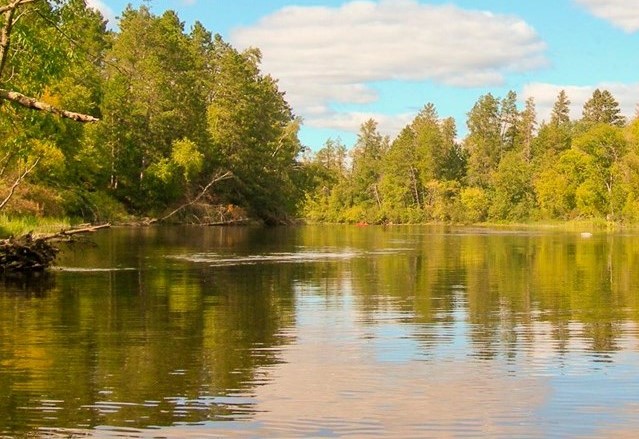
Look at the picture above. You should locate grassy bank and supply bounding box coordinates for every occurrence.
[2,215,636,240]
[304,218,639,233]
[0,215,75,239]
[474,218,635,233]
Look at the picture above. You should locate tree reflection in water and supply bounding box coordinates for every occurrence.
[1,226,639,437]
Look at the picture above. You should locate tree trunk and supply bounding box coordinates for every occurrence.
[410,166,421,208]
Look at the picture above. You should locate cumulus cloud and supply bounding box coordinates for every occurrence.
[231,0,547,135]
[574,0,639,33]
[86,0,115,24]
[311,111,416,137]
[521,82,639,123]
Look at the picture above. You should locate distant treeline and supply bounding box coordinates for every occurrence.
[2,1,639,225]
[304,90,639,224]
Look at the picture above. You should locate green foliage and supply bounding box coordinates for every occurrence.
[171,138,203,182]
[622,193,639,222]
[301,89,639,226]
[424,180,461,222]
[575,179,606,217]
[62,189,129,223]
[205,39,302,222]
[489,151,536,221]
[350,119,387,207]
[534,166,570,219]
[5,3,639,227]
[572,123,627,218]
[2,2,306,223]
[0,214,73,238]
[551,90,571,126]
[465,93,501,187]
[582,89,625,127]
[459,187,489,223]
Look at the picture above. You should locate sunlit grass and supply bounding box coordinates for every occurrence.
[0,215,75,238]
[481,219,626,232]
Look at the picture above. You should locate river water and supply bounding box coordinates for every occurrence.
[1,225,639,437]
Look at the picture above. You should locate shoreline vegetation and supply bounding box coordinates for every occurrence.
[0,214,628,238]
[3,1,639,261]
[0,215,625,273]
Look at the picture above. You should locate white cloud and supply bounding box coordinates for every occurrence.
[311,111,416,137]
[521,82,639,123]
[574,0,639,32]
[86,0,115,24]
[231,0,547,136]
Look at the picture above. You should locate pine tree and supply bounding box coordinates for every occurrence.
[551,90,571,126]
[582,89,625,126]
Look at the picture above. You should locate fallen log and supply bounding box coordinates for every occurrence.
[201,218,252,226]
[35,223,111,241]
[0,223,110,273]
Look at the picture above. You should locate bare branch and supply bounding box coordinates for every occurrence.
[0,88,99,122]
[156,171,234,223]
[35,223,111,241]
[0,155,40,211]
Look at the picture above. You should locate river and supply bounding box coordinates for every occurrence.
[1,225,639,437]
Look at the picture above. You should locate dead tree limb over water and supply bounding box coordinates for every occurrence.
[0,223,110,273]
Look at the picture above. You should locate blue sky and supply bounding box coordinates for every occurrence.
[89,0,639,149]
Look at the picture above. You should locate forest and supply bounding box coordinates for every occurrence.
[1,0,303,227]
[305,91,639,224]
[2,0,639,228]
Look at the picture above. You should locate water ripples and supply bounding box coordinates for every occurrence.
[168,247,412,267]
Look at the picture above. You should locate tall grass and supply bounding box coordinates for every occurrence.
[0,215,74,238]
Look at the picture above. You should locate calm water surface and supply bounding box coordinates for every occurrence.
[2,225,639,437]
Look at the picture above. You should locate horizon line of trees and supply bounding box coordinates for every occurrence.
[3,0,639,226]
[303,88,639,224]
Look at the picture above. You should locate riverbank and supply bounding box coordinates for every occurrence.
[304,218,635,233]
[0,215,75,239]
[3,214,637,240]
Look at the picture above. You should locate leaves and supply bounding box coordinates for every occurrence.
[303,88,639,224]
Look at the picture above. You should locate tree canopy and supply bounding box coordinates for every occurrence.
[304,88,639,224]
[1,0,303,224]
[2,0,639,227]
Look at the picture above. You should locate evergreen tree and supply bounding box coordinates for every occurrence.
[413,103,445,184]
[380,126,423,217]
[499,90,519,151]
[206,39,302,223]
[350,119,387,210]
[582,89,625,127]
[465,93,501,187]
[534,90,572,157]
[438,117,467,182]
[518,97,537,162]
[551,89,571,126]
